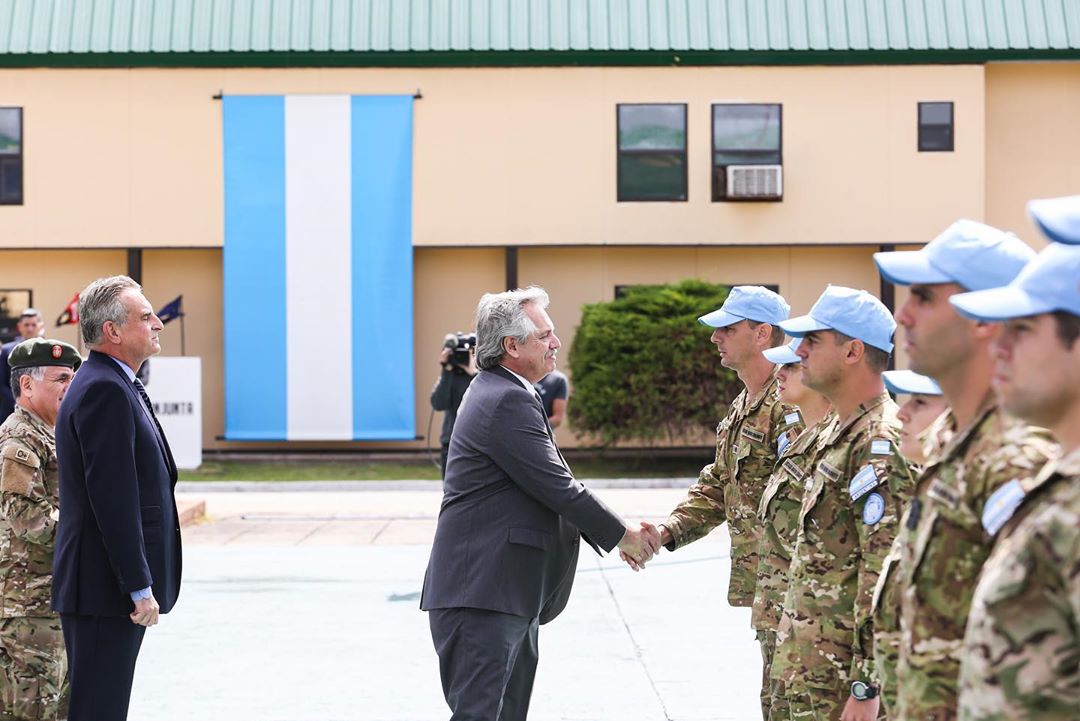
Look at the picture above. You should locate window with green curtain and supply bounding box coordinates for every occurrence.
[0,108,22,205]
[617,104,687,202]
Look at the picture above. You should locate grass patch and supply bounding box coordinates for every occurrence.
[179,454,704,482]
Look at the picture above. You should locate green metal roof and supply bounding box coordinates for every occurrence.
[1,0,1078,67]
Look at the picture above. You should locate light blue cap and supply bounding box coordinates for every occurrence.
[873,220,1035,291]
[883,370,943,396]
[698,285,791,328]
[949,242,1080,321]
[762,338,801,364]
[1028,195,1080,245]
[779,286,896,353]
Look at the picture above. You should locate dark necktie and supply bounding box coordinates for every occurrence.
[133,378,166,441]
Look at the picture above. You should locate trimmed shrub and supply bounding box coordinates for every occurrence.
[567,280,742,446]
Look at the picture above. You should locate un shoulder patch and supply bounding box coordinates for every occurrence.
[862,492,886,525]
[784,411,802,427]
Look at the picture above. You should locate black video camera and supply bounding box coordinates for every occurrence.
[443,331,477,367]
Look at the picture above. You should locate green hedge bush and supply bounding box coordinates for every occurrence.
[567,280,743,446]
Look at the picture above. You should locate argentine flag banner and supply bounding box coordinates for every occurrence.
[222,94,415,441]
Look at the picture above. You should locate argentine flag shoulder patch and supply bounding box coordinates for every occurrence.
[982,479,1027,536]
[871,439,893,456]
[849,464,881,502]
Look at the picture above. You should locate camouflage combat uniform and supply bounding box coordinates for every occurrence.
[663,368,802,608]
[0,407,66,721]
[893,399,1057,721]
[754,410,837,721]
[958,448,1080,721]
[772,392,914,720]
[870,422,948,717]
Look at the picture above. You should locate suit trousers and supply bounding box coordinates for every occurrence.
[61,614,146,721]
[429,608,539,721]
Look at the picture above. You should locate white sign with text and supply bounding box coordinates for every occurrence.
[143,356,202,469]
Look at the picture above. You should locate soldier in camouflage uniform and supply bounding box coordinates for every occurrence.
[874,223,1055,721]
[771,286,915,721]
[754,339,836,721]
[950,201,1080,720]
[0,339,81,721]
[655,286,799,720]
[870,370,948,716]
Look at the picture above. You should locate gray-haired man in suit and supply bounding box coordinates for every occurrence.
[421,286,660,721]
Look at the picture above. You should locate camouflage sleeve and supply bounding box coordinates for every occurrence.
[0,443,55,547]
[662,458,726,551]
[771,401,805,448]
[970,424,1058,518]
[1070,525,1080,629]
[848,434,914,682]
[0,492,56,546]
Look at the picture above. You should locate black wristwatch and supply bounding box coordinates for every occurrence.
[850,681,878,701]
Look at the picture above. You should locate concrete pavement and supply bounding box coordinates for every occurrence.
[129,486,762,721]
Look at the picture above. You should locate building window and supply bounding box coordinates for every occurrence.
[0,108,23,205]
[918,102,953,152]
[712,104,782,201]
[617,104,687,202]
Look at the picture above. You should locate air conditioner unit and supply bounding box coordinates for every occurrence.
[726,165,783,200]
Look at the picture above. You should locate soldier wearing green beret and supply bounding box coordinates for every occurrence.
[0,338,80,721]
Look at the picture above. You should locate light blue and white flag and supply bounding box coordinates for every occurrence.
[222,94,415,441]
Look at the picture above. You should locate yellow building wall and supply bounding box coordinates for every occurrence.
[984,62,1080,247]
[0,250,126,348]
[0,64,983,250]
[7,60,1078,451]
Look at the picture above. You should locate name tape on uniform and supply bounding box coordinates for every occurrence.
[927,479,960,509]
[782,458,807,483]
[741,426,766,444]
[817,461,842,483]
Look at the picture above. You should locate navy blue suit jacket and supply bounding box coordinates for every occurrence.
[52,351,182,617]
[0,340,17,421]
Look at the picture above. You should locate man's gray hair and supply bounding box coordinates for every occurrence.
[10,366,45,399]
[474,287,550,371]
[79,275,141,346]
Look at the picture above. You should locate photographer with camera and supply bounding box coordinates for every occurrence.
[430,331,477,478]
[533,369,569,429]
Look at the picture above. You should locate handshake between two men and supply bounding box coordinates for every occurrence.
[617,521,663,571]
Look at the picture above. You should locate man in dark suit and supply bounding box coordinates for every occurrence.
[0,308,45,421]
[52,276,181,721]
[421,286,660,721]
